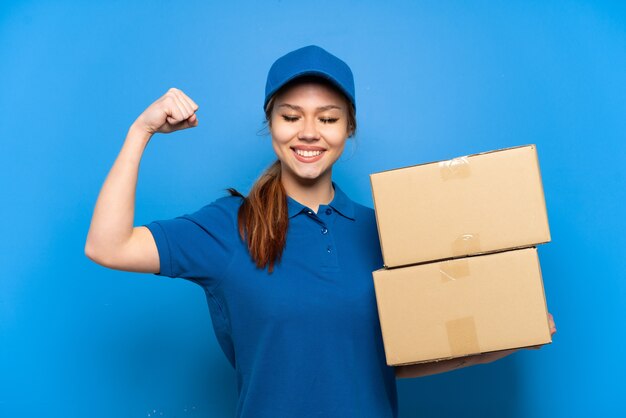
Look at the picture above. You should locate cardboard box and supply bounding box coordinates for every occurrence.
[372,247,552,366]
[370,145,551,268]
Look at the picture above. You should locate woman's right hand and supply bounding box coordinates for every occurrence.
[133,87,199,135]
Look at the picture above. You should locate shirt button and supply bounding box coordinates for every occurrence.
[327,246,332,253]
[307,210,313,215]
[321,227,328,235]
[325,208,332,215]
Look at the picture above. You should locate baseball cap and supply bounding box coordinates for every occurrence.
[264,45,356,112]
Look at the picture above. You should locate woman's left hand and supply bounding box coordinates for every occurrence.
[548,312,557,336]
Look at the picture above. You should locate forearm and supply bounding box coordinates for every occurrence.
[395,349,519,379]
[84,123,152,261]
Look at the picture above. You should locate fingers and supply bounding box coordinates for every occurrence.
[163,88,199,128]
[547,312,557,335]
[169,87,199,117]
[173,89,199,115]
[183,115,198,128]
[170,89,193,117]
[166,98,187,125]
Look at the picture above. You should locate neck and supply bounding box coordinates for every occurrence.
[281,171,335,214]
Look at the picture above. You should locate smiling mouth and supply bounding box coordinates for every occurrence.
[291,147,326,163]
[294,149,323,157]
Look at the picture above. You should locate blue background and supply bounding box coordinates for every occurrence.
[1,1,624,417]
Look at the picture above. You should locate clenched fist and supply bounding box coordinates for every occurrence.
[134,88,199,135]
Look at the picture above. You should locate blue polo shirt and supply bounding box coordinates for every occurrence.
[143,182,398,418]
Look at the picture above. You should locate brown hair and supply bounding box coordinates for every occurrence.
[228,78,356,273]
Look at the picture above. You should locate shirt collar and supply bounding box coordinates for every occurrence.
[287,181,356,221]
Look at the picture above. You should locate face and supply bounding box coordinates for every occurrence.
[269,81,352,187]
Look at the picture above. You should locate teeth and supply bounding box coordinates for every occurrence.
[295,149,323,157]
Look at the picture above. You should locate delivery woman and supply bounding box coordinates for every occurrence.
[85,45,556,418]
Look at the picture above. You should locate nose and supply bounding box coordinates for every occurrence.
[297,117,320,141]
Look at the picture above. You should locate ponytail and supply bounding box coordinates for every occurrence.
[227,160,288,273]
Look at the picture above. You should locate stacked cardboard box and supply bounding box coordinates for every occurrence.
[370,145,552,366]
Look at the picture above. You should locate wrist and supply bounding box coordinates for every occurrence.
[128,121,154,144]
[457,353,484,368]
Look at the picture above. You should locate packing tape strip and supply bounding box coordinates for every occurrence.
[439,259,471,283]
[446,316,481,357]
[438,156,471,180]
[452,233,481,256]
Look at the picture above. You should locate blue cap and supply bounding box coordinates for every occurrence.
[264,45,355,112]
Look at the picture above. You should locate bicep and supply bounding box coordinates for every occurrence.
[94,226,161,274]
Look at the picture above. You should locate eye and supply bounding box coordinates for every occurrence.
[319,117,339,124]
[282,115,300,122]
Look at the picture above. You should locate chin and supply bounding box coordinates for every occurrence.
[287,165,328,183]
[295,171,324,182]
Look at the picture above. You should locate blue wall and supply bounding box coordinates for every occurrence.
[1,1,624,417]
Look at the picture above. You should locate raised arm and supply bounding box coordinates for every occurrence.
[84,88,199,273]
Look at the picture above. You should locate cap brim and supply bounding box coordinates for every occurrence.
[264,70,355,110]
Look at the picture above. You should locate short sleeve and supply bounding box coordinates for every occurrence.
[142,196,241,285]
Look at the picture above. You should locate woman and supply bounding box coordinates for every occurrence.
[85,45,556,417]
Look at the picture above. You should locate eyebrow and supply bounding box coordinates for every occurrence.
[277,104,343,111]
